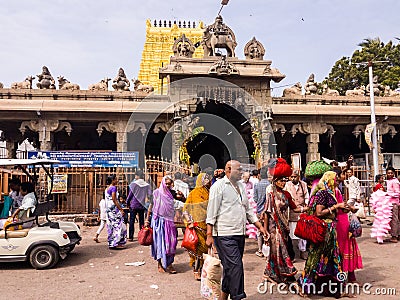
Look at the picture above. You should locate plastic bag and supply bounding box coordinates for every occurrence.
[354,202,366,219]
[262,243,270,258]
[181,227,198,252]
[201,249,222,300]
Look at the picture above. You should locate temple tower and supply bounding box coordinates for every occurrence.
[138,19,205,93]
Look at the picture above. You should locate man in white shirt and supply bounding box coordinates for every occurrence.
[344,168,361,206]
[206,160,266,300]
[285,170,309,260]
[173,172,189,198]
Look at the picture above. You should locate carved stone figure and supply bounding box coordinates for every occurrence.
[384,85,400,97]
[202,15,237,57]
[36,66,56,89]
[11,76,35,89]
[57,76,80,90]
[283,83,302,97]
[172,34,195,58]
[208,55,239,76]
[88,78,111,91]
[322,84,339,96]
[366,75,385,96]
[0,82,3,89]
[244,37,265,60]
[345,85,365,96]
[304,73,318,95]
[132,79,154,93]
[112,68,130,91]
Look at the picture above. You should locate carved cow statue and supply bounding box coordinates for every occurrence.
[88,77,111,91]
[384,85,400,97]
[345,85,365,96]
[322,84,339,96]
[132,79,154,93]
[57,76,80,91]
[283,82,302,97]
[11,76,35,89]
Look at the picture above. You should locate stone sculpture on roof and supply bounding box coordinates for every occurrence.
[304,73,318,95]
[57,76,80,91]
[208,55,239,76]
[112,68,130,91]
[202,15,237,57]
[366,75,385,96]
[244,37,265,60]
[11,76,35,89]
[132,79,154,93]
[172,34,195,58]
[36,66,56,89]
[283,82,302,97]
[88,78,111,91]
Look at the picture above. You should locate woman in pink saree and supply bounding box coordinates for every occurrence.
[335,170,363,283]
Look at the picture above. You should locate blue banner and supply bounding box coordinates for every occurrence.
[28,151,139,168]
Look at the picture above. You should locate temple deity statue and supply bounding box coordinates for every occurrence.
[202,15,237,57]
[112,68,130,91]
[304,73,318,95]
[36,66,56,89]
[244,37,265,60]
[366,75,385,96]
[172,34,195,58]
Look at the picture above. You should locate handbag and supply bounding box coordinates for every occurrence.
[181,227,198,252]
[294,213,328,244]
[349,214,362,238]
[138,226,153,246]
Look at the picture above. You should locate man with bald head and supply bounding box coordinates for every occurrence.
[206,160,266,300]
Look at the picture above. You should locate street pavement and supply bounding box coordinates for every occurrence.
[0,220,399,299]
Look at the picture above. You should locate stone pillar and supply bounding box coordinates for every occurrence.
[306,133,320,162]
[171,123,181,164]
[260,128,271,162]
[97,120,147,152]
[291,122,335,162]
[19,120,72,151]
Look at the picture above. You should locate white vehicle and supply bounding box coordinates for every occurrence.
[0,159,81,269]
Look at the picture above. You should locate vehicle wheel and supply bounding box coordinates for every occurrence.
[29,245,59,269]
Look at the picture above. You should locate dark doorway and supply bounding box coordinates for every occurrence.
[187,133,230,169]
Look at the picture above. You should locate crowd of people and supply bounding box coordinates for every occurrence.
[90,157,398,299]
[2,155,400,299]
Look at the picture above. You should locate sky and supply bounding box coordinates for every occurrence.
[0,0,399,96]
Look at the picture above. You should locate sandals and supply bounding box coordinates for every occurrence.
[166,265,177,274]
[158,265,165,273]
[255,251,264,258]
[93,237,100,243]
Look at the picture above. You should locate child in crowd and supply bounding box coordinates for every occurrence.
[93,198,107,243]
[119,194,129,224]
